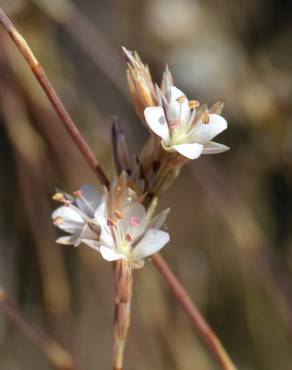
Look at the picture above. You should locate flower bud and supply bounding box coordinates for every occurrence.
[123,47,158,125]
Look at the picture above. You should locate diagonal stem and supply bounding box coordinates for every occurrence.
[0,285,79,370]
[0,7,237,370]
[0,7,109,188]
[151,253,237,370]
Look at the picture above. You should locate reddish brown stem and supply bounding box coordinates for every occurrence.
[0,8,237,370]
[151,253,236,370]
[113,260,133,370]
[0,7,109,188]
[0,286,78,370]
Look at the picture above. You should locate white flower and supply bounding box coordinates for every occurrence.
[144,86,229,160]
[52,183,170,267]
[52,184,103,246]
[82,198,170,267]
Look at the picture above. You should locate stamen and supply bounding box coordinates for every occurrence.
[201,112,210,124]
[125,233,133,242]
[189,100,200,109]
[53,217,63,225]
[174,95,187,130]
[169,119,180,129]
[130,216,140,227]
[52,193,65,202]
[176,95,186,104]
[73,190,82,198]
[186,107,197,133]
[52,192,72,206]
[107,218,116,227]
[75,190,96,213]
[114,210,124,219]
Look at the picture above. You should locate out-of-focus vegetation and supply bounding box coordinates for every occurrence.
[0,0,292,369]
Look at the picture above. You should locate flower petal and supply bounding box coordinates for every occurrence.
[149,208,170,230]
[99,225,115,249]
[202,141,230,154]
[144,107,169,141]
[100,246,125,261]
[94,195,107,220]
[172,143,203,159]
[191,114,227,144]
[82,239,100,251]
[167,86,189,125]
[132,229,170,260]
[56,235,78,245]
[76,184,102,217]
[74,224,98,247]
[168,86,187,102]
[52,206,85,233]
[120,203,147,241]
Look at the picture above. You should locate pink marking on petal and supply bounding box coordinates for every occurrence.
[169,119,180,129]
[130,216,140,227]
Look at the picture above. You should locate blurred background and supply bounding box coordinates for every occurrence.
[0,0,292,369]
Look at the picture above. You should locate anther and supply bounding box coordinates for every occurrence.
[52,192,72,206]
[114,210,124,219]
[52,192,65,202]
[201,112,210,124]
[73,190,82,198]
[53,217,63,225]
[176,95,186,104]
[107,218,116,227]
[125,233,133,242]
[189,100,200,109]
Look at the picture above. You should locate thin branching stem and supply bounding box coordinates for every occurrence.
[0,7,109,188]
[151,254,237,370]
[0,286,79,370]
[0,7,238,370]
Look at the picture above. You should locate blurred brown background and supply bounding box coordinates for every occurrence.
[0,0,292,369]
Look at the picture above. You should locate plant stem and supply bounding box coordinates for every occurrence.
[113,260,133,370]
[0,7,109,188]
[0,8,237,370]
[151,254,237,370]
[0,286,78,370]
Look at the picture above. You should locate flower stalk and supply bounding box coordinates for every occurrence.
[113,260,133,370]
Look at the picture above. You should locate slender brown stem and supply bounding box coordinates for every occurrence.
[151,254,237,370]
[0,7,109,188]
[113,260,133,370]
[0,8,237,370]
[31,0,130,101]
[0,286,78,370]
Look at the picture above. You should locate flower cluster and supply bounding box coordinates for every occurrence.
[52,48,229,265]
[52,180,170,268]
